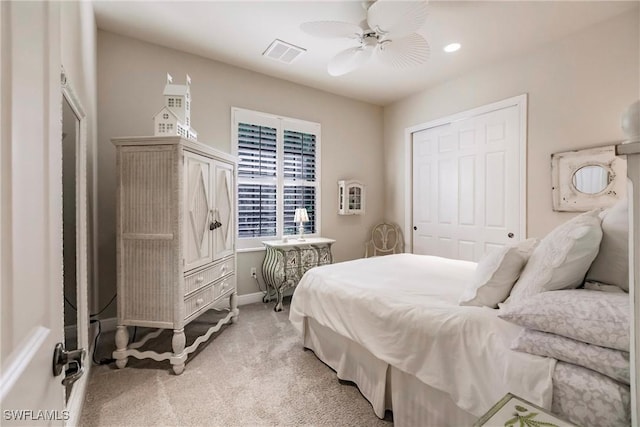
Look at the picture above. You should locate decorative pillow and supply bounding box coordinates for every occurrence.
[507,210,602,302]
[498,290,630,351]
[552,361,631,427]
[459,239,537,308]
[586,198,629,292]
[512,329,630,385]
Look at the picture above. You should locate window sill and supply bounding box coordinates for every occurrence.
[237,247,266,254]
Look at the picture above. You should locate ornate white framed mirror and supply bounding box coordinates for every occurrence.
[551,145,627,211]
[61,66,91,418]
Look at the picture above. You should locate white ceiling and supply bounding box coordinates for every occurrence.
[92,1,637,106]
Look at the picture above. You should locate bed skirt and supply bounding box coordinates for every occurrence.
[303,317,477,427]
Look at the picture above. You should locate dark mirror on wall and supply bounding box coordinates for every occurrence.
[62,95,79,401]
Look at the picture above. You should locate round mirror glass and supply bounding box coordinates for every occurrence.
[572,165,609,194]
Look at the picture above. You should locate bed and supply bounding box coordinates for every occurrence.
[289,204,632,427]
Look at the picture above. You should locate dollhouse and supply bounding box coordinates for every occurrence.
[153,73,198,141]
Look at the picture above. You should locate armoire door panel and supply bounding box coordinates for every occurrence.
[184,151,214,272]
[212,160,235,260]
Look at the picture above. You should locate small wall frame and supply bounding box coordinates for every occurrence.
[551,145,626,212]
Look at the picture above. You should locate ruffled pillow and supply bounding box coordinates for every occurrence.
[459,239,537,308]
[507,210,602,302]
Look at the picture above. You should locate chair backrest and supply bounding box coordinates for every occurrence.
[364,222,404,257]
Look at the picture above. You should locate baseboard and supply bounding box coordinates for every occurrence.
[236,291,265,306]
[96,317,119,333]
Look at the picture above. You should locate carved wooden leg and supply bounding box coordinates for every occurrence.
[274,287,284,312]
[114,325,129,369]
[171,329,186,375]
[262,283,272,303]
[230,291,239,323]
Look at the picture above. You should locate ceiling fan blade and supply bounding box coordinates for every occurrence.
[377,33,430,69]
[367,0,429,39]
[328,46,374,76]
[300,21,363,39]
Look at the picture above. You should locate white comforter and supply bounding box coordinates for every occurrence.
[289,254,556,417]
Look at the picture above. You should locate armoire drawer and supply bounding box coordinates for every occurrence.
[184,285,215,320]
[184,257,234,295]
[214,274,236,301]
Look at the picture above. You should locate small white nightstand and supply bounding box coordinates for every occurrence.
[261,237,335,312]
[474,393,577,427]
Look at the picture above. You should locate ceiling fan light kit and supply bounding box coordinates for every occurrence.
[301,0,431,76]
[443,42,461,53]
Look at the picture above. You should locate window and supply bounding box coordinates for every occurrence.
[163,113,169,119]
[168,98,175,107]
[176,98,182,108]
[186,101,190,111]
[233,108,320,250]
[167,123,173,131]
[158,123,166,133]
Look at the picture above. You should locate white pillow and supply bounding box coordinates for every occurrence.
[507,210,603,302]
[586,198,629,292]
[459,238,537,308]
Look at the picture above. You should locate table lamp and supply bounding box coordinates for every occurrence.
[294,208,309,241]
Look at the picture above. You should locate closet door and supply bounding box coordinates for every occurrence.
[212,160,235,260]
[412,104,523,261]
[184,151,214,271]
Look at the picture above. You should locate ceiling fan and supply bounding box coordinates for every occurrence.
[300,0,430,77]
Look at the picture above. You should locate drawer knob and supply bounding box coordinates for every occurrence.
[196,277,204,283]
[196,298,204,306]
[221,265,227,274]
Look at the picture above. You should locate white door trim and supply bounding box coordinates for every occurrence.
[403,94,528,253]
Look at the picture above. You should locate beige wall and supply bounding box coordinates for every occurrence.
[383,11,639,240]
[96,31,384,314]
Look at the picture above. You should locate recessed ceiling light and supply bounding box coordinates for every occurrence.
[443,43,461,53]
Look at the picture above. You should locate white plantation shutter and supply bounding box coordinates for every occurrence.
[237,123,277,238]
[233,108,321,249]
[283,129,317,235]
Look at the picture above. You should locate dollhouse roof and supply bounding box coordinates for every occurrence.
[163,84,189,96]
[152,106,180,120]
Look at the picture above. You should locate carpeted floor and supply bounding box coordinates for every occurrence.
[79,299,393,426]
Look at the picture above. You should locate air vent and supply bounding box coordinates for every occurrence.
[263,39,306,64]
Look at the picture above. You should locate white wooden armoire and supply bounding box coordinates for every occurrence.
[111,136,238,374]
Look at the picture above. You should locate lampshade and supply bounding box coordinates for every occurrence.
[621,100,640,142]
[294,208,309,223]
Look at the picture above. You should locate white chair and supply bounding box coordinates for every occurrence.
[364,222,404,257]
